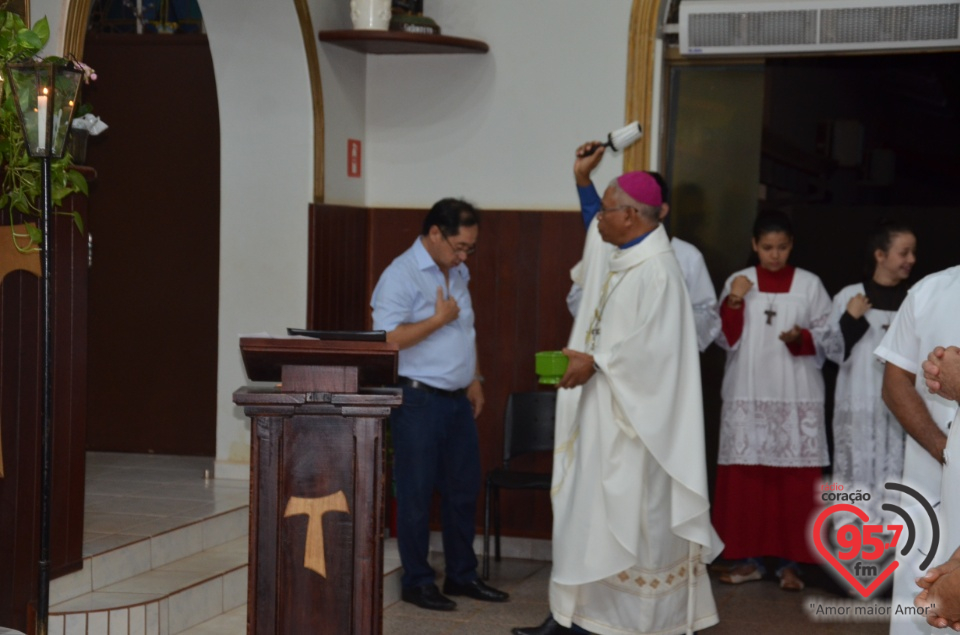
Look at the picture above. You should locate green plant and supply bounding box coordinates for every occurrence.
[0,11,91,250]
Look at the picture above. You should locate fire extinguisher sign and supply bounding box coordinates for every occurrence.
[348,139,362,178]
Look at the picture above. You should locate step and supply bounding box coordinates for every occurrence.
[47,507,248,635]
[46,493,545,635]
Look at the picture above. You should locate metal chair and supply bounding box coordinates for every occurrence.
[482,391,556,579]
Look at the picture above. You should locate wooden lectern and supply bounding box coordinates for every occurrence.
[234,337,401,634]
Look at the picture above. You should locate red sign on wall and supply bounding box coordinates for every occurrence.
[348,139,362,178]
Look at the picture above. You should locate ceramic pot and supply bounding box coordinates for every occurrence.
[351,0,391,30]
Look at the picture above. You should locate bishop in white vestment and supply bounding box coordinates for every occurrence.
[516,170,721,635]
[565,165,720,353]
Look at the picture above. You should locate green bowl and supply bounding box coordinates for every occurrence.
[535,351,568,385]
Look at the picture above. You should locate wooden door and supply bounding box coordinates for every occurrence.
[82,34,220,455]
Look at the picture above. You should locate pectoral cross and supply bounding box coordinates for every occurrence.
[882,324,890,332]
[764,308,777,325]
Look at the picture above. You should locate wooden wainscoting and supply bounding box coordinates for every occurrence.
[0,195,90,632]
[308,204,585,539]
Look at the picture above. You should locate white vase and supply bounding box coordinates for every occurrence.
[351,0,391,30]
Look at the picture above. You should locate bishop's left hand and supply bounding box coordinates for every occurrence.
[558,348,596,389]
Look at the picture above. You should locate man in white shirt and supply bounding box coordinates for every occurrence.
[875,265,960,634]
[914,344,960,630]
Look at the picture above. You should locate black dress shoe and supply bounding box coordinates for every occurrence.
[442,577,510,602]
[400,583,456,611]
[511,615,573,635]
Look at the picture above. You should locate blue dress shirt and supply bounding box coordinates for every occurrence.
[371,238,477,391]
[578,183,602,228]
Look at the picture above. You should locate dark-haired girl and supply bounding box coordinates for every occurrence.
[712,212,840,591]
[828,222,916,526]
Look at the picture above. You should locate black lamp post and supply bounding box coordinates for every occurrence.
[4,60,82,635]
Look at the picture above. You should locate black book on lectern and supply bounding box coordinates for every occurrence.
[286,328,387,342]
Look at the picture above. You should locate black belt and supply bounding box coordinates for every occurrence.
[397,376,467,399]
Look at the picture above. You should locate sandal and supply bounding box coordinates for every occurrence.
[778,567,804,591]
[719,564,763,585]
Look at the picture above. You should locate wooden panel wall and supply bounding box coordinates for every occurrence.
[83,34,220,455]
[0,195,89,632]
[309,205,584,539]
[307,204,369,331]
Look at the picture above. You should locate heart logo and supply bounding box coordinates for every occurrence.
[812,503,898,598]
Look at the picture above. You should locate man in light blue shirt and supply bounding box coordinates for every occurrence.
[371,198,508,611]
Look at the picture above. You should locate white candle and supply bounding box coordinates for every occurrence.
[37,90,48,151]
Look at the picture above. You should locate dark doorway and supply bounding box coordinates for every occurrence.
[762,53,960,466]
[762,52,960,293]
[82,33,220,455]
[666,51,960,495]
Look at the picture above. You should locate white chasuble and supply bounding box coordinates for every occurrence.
[828,282,904,525]
[553,223,721,635]
[715,266,838,468]
[569,232,720,352]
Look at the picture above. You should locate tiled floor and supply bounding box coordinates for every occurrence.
[182,559,894,634]
[82,453,894,634]
[380,560,892,635]
[84,452,249,559]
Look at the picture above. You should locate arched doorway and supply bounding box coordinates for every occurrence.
[79,2,221,454]
[63,0,325,463]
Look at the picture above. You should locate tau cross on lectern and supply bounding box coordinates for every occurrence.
[764,308,777,325]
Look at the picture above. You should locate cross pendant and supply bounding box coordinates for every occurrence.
[882,324,890,332]
[764,309,777,325]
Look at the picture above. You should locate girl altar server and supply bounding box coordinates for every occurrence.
[712,211,840,591]
[828,221,916,524]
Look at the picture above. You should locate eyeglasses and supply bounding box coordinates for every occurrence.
[442,232,476,256]
[598,205,637,216]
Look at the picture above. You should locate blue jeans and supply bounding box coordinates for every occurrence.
[391,386,481,589]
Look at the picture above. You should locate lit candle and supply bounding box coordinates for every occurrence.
[37,88,48,151]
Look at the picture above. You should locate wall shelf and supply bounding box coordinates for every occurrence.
[318,30,489,55]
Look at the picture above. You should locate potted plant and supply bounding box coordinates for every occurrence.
[0,10,96,252]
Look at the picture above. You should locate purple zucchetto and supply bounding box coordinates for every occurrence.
[616,171,663,208]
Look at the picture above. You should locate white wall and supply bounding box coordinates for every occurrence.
[198,0,314,478]
[210,0,633,476]
[313,0,367,206]
[364,1,634,209]
[39,0,636,476]
[32,0,67,52]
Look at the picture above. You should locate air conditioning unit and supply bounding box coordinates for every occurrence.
[679,0,960,55]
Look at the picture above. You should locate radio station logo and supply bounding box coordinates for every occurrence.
[812,482,939,599]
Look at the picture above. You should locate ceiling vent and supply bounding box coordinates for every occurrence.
[679,0,960,54]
